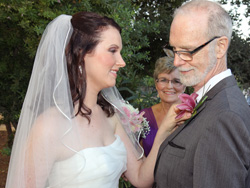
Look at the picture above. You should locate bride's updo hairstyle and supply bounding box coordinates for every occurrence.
[65,12,122,122]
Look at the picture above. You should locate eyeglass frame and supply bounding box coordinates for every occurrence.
[155,77,183,87]
[163,36,221,61]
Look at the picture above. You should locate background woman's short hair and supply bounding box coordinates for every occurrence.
[153,56,176,80]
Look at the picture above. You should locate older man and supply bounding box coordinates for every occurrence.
[153,0,250,188]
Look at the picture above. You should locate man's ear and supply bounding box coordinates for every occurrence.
[216,36,229,59]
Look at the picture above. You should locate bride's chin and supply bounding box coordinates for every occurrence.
[107,80,116,88]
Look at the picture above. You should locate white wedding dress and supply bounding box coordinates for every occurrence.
[47,135,127,188]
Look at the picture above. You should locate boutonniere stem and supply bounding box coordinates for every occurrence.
[191,95,208,117]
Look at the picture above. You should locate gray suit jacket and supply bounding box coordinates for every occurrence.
[153,76,250,188]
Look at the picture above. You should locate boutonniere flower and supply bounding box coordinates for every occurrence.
[176,93,208,119]
[120,101,150,139]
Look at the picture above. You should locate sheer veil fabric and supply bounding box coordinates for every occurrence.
[102,87,144,159]
[6,14,143,188]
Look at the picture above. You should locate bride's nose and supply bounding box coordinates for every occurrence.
[117,55,126,67]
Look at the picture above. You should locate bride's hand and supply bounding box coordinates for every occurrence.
[160,104,191,134]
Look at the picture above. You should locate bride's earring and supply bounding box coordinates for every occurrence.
[79,66,82,74]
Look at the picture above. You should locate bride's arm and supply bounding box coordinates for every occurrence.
[115,104,191,187]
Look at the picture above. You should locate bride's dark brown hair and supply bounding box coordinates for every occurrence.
[65,12,121,122]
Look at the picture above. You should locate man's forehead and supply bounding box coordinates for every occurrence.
[169,13,208,46]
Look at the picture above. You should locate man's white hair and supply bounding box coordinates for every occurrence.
[173,0,232,44]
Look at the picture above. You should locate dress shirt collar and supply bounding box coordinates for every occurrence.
[196,69,232,102]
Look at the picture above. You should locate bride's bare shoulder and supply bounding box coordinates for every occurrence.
[30,107,71,139]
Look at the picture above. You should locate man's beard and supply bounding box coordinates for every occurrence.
[179,48,217,87]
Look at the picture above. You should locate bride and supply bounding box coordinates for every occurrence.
[5,12,190,188]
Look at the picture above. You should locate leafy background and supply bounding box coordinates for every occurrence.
[0,0,249,187]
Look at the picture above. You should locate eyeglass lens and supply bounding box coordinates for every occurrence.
[157,78,182,87]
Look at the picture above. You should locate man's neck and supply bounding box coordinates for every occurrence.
[195,69,232,102]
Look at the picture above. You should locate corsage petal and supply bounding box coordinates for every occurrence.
[179,93,196,108]
[175,111,185,119]
[175,92,207,120]
[176,104,193,111]
[190,92,198,100]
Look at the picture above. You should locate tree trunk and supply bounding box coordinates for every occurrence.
[5,123,12,136]
[5,123,15,148]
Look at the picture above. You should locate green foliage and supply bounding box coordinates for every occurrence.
[228,32,250,89]
[219,0,250,90]
[0,147,11,156]
[119,75,159,110]
[132,0,186,76]
[119,178,134,188]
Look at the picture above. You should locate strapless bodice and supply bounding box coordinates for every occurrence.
[47,135,127,188]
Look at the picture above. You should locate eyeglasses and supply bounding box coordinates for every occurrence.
[164,36,221,61]
[156,78,182,87]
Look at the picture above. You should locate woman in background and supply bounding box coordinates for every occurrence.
[140,56,186,156]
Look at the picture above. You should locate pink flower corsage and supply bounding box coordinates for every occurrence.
[120,101,150,138]
[176,93,207,119]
